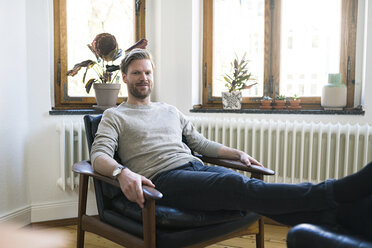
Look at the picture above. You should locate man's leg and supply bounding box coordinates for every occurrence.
[265,208,338,227]
[336,194,372,237]
[333,160,372,202]
[152,161,337,215]
[270,194,372,238]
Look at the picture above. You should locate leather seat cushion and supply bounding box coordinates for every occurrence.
[111,195,249,228]
[103,209,260,248]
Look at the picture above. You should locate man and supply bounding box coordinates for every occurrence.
[91,48,372,237]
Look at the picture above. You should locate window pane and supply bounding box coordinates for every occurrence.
[280,0,341,97]
[213,0,264,97]
[66,0,134,97]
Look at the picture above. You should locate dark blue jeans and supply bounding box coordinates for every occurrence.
[152,161,339,226]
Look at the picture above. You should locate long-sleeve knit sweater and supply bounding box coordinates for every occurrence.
[91,102,222,179]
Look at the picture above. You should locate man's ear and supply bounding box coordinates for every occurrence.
[121,72,127,84]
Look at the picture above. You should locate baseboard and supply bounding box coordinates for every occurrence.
[31,199,97,223]
[30,217,78,228]
[0,205,31,227]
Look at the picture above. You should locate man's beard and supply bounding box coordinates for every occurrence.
[128,83,151,99]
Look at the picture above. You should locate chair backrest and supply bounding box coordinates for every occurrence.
[84,115,102,153]
[84,114,122,218]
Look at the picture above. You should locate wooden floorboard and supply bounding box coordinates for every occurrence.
[49,224,290,248]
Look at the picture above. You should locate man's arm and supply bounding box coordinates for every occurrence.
[178,111,263,167]
[217,145,263,167]
[93,154,155,208]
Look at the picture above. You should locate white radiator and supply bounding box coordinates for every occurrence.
[57,120,89,191]
[57,117,372,190]
[189,117,372,184]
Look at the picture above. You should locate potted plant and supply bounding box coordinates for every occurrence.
[288,94,301,109]
[274,95,287,109]
[222,53,257,109]
[66,33,147,110]
[260,96,272,109]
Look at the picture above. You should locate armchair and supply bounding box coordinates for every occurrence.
[73,114,275,248]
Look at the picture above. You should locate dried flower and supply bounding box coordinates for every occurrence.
[90,33,119,61]
[125,38,148,54]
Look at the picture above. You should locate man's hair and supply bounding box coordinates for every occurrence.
[120,48,154,74]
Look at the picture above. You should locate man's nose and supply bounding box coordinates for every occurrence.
[139,72,147,80]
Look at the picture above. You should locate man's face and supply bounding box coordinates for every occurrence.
[122,59,154,100]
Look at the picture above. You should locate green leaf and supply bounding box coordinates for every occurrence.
[223,76,231,83]
[82,66,90,84]
[85,79,96,93]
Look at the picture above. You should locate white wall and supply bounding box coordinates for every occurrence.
[1,0,372,224]
[0,0,31,225]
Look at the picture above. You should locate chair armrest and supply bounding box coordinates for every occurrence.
[72,160,163,200]
[195,154,275,176]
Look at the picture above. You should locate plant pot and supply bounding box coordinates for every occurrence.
[273,100,287,109]
[222,91,242,110]
[93,83,121,110]
[260,100,272,109]
[288,100,301,110]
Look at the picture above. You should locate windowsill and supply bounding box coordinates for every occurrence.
[189,108,365,115]
[49,108,365,116]
[49,109,104,115]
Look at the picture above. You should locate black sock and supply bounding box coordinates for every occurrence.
[333,161,372,203]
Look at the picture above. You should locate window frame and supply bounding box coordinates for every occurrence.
[202,0,358,110]
[53,0,146,109]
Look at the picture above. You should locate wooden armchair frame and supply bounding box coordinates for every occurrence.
[73,155,274,248]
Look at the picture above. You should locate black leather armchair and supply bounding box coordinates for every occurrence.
[287,223,372,248]
[73,114,275,248]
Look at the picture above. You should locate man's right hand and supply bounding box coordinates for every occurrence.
[117,168,155,208]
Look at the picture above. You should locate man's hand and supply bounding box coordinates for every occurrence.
[239,152,263,167]
[218,145,263,167]
[117,168,155,208]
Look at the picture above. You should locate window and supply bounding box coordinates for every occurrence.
[53,0,146,109]
[203,0,358,109]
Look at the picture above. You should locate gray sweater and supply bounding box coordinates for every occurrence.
[91,102,222,179]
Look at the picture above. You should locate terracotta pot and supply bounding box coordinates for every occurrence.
[273,100,287,109]
[93,83,121,110]
[260,100,272,109]
[288,100,301,110]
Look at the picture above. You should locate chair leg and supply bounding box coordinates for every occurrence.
[142,198,156,248]
[77,174,89,248]
[256,217,265,248]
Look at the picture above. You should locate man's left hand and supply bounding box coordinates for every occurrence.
[239,152,263,167]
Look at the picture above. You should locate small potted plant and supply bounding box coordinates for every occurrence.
[260,96,272,109]
[222,53,257,109]
[274,95,287,109]
[288,94,301,109]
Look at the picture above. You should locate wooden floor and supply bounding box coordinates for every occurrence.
[50,224,290,248]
